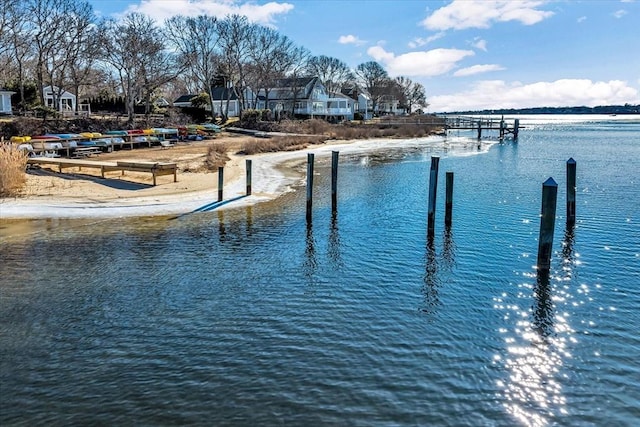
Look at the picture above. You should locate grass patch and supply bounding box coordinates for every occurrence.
[240,135,326,155]
[0,144,28,197]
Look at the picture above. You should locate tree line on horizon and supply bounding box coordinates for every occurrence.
[448,104,640,115]
[0,0,428,124]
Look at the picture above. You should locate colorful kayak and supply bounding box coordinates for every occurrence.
[10,136,31,143]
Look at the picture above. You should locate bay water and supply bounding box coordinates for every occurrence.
[1,116,639,426]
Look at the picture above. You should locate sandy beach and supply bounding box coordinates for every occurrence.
[0,132,458,219]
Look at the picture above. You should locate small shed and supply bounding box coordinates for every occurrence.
[43,85,76,112]
[0,89,16,115]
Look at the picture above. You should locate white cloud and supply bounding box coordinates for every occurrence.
[429,79,640,112]
[120,0,294,25]
[454,64,505,77]
[612,9,628,18]
[338,34,365,46]
[367,46,474,77]
[422,0,554,31]
[471,38,487,51]
[577,16,587,23]
[408,32,446,48]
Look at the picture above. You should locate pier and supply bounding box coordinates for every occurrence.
[441,115,521,140]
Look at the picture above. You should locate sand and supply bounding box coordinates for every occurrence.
[0,133,454,219]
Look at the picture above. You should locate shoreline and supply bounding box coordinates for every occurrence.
[0,134,477,220]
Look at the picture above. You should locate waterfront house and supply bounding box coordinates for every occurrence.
[341,86,373,120]
[257,77,355,121]
[0,89,16,115]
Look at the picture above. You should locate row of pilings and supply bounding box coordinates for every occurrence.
[215,151,576,274]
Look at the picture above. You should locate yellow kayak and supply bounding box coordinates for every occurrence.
[10,136,31,143]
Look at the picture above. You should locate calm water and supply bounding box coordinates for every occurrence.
[1,116,639,426]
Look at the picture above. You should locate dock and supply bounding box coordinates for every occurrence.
[441,115,521,140]
[27,157,178,186]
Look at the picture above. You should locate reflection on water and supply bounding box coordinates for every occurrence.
[327,212,342,268]
[442,227,456,271]
[303,223,317,282]
[499,267,578,426]
[422,237,440,313]
[217,210,226,241]
[2,121,639,426]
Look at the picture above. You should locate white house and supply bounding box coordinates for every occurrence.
[0,89,15,115]
[342,87,373,120]
[258,77,355,121]
[43,85,76,112]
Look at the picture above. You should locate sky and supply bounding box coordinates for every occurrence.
[87,0,640,112]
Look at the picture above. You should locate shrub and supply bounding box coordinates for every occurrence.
[0,144,28,197]
[205,142,230,170]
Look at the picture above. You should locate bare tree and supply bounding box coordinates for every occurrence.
[166,15,220,119]
[355,61,390,115]
[100,13,168,124]
[63,1,99,113]
[26,0,72,108]
[218,15,254,114]
[408,82,427,113]
[306,55,354,94]
[248,26,298,112]
[0,0,19,57]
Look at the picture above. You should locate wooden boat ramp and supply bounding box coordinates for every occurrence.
[27,157,177,186]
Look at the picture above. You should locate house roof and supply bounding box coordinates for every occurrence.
[271,76,318,89]
[341,86,370,100]
[174,94,196,104]
[174,87,241,105]
[263,77,322,100]
[210,87,240,100]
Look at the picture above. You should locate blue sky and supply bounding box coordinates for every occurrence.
[88,0,640,112]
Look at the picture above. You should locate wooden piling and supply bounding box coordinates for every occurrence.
[566,158,576,225]
[331,151,339,212]
[477,121,482,140]
[218,166,224,202]
[537,177,558,271]
[513,119,520,139]
[499,116,505,140]
[445,171,454,227]
[246,159,252,196]
[306,153,314,223]
[427,156,440,238]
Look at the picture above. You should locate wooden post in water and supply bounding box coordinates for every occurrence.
[218,166,224,201]
[306,153,314,223]
[513,119,520,139]
[445,171,454,227]
[499,116,505,140]
[246,159,252,196]
[427,156,440,238]
[566,158,576,225]
[477,121,482,141]
[537,177,558,271]
[331,151,339,212]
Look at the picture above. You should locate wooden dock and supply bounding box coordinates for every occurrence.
[442,115,521,140]
[27,157,178,186]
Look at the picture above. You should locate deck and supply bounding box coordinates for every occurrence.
[27,157,178,186]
